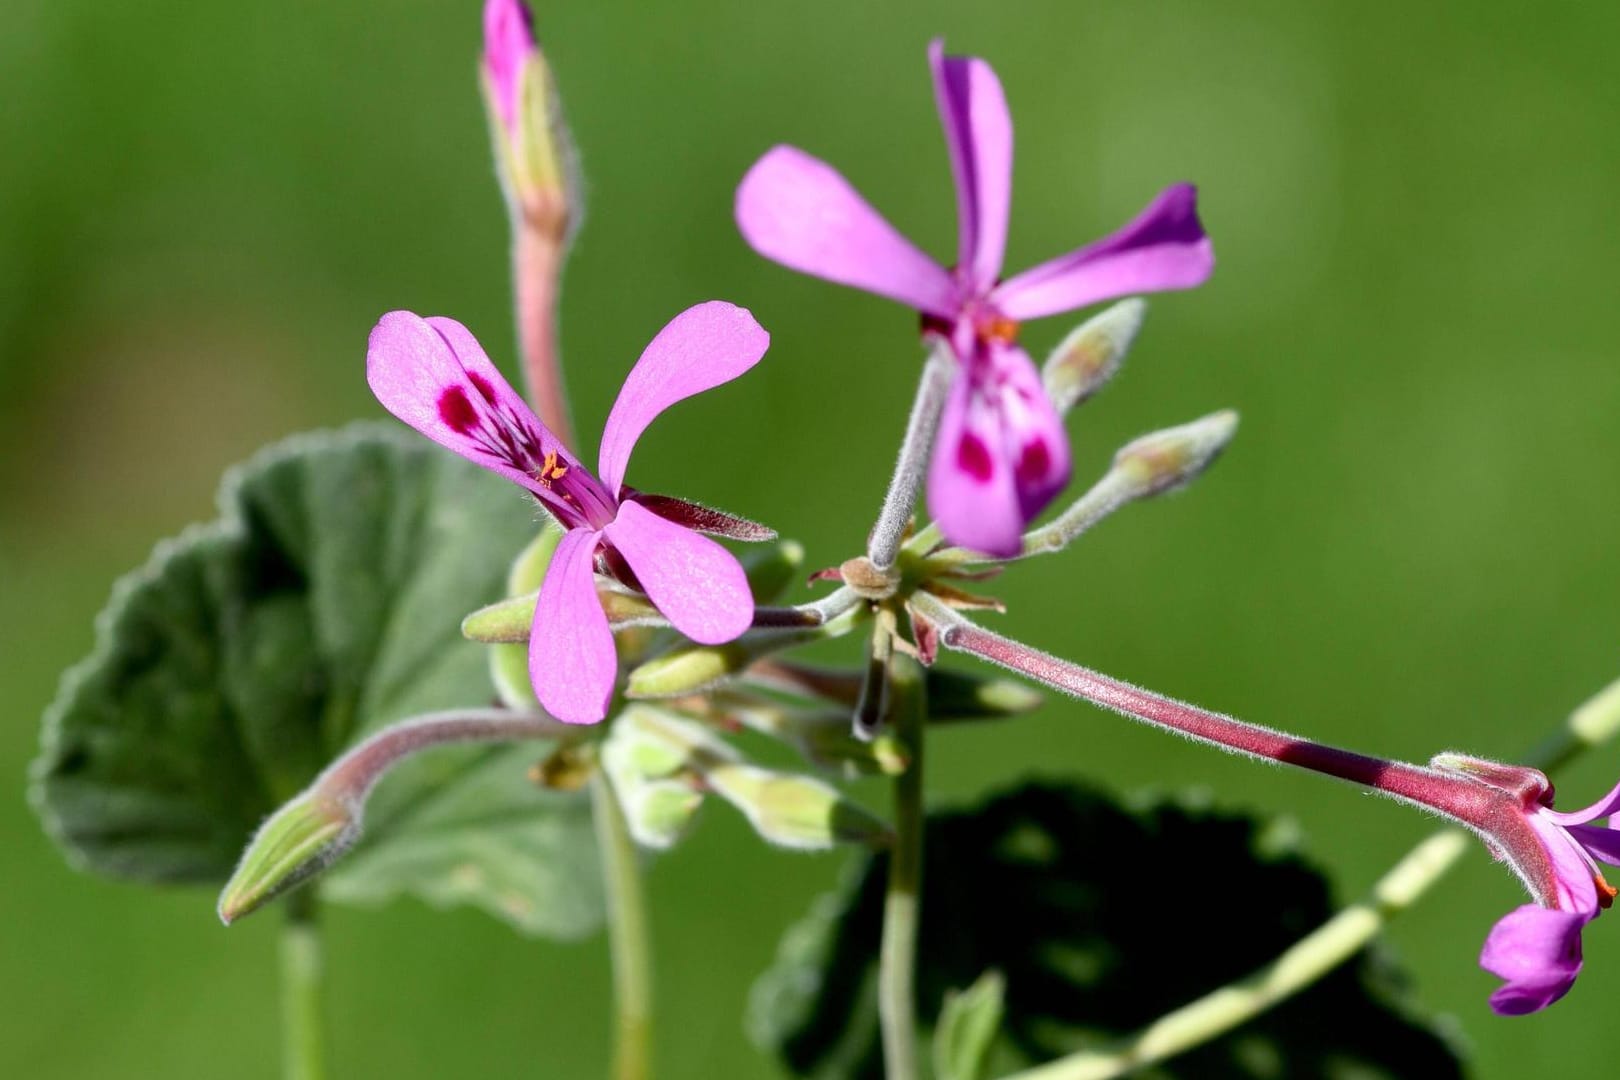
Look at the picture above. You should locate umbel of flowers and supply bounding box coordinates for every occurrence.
[198,6,1620,1080]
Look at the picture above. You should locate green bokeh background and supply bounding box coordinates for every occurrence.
[3,1,1618,1076]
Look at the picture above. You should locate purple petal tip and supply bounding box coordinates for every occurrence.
[483,0,537,131]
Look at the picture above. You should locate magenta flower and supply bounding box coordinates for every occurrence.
[482,0,535,135]
[735,39,1214,556]
[367,301,770,724]
[1476,770,1620,1014]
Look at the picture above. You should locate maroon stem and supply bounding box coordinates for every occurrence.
[515,221,574,446]
[317,708,574,805]
[937,617,1504,830]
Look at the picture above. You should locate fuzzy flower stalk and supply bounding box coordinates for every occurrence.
[910,593,1620,1016]
[367,301,770,723]
[737,39,1213,556]
[482,0,581,441]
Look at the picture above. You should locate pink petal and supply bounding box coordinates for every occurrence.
[531,527,617,724]
[736,145,959,317]
[597,302,770,494]
[482,0,536,134]
[603,500,754,645]
[992,184,1214,321]
[1530,813,1602,915]
[926,345,1070,558]
[929,39,1012,295]
[1479,904,1586,1015]
[366,312,558,498]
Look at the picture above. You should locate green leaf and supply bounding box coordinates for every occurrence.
[932,971,1005,1080]
[749,781,1464,1079]
[31,425,603,938]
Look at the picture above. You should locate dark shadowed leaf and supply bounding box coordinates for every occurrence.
[31,425,603,938]
[750,781,1465,1079]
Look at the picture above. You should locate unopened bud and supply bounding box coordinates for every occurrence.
[481,0,577,234]
[1043,298,1146,414]
[927,668,1044,720]
[724,698,910,776]
[601,718,706,850]
[1113,409,1239,498]
[481,529,560,707]
[706,764,891,851]
[217,793,356,925]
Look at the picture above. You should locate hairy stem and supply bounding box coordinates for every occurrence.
[592,770,653,1080]
[879,655,927,1080]
[913,595,1501,830]
[515,222,574,445]
[280,892,326,1080]
[869,346,954,570]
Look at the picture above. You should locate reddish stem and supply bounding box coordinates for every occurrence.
[515,221,574,445]
[940,620,1505,830]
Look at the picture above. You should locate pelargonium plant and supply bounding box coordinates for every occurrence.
[30,2,1620,1078]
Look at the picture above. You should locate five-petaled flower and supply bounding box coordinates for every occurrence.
[367,301,770,724]
[1468,765,1620,1014]
[736,39,1214,556]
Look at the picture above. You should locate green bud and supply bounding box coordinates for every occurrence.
[927,668,1044,721]
[463,593,537,643]
[601,710,711,849]
[723,697,909,776]
[1043,298,1146,414]
[1113,409,1240,498]
[217,793,356,925]
[627,606,868,698]
[706,764,891,851]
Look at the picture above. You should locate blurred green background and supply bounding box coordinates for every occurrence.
[4,0,1618,1075]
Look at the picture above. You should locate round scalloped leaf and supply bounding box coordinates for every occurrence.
[31,424,602,939]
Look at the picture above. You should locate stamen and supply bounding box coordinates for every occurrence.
[981,315,1020,345]
[536,449,569,486]
[1596,872,1617,909]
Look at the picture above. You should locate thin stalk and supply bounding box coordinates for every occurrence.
[515,221,574,445]
[280,891,326,1080]
[592,770,653,1080]
[1000,672,1620,1080]
[869,346,955,570]
[913,595,1496,828]
[879,655,927,1080]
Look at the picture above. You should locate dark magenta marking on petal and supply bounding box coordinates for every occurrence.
[437,386,480,434]
[1016,439,1052,484]
[467,371,500,405]
[956,432,994,482]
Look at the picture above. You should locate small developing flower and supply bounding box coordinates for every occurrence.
[367,301,770,723]
[1432,753,1620,1014]
[481,0,576,232]
[737,39,1213,556]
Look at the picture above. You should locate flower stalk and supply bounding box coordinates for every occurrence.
[592,769,654,1080]
[879,655,928,1080]
[280,891,327,1080]
[912,594,1514,836]
[868,345,955,570]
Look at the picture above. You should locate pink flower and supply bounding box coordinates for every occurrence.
[367,302,770,724]
[736,40,1214,556]
[482,0,536,135]
[1475,769,1620,1014]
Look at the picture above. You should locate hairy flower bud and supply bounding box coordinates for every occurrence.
[705,764,891,851]
[1113,409,1239,498]
[1042,298,1146,414]
[481,0,577,235]
[218,793,357,925]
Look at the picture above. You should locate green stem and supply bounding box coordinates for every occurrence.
[280,892,326,1080]
[880,655,927,1080]
[998,672,1620,1080]
[592,770,653,1080]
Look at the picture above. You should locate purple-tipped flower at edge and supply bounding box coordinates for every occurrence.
[1434,754,1620,1014]
[735,38,1213,556]
[366,301,770,724]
